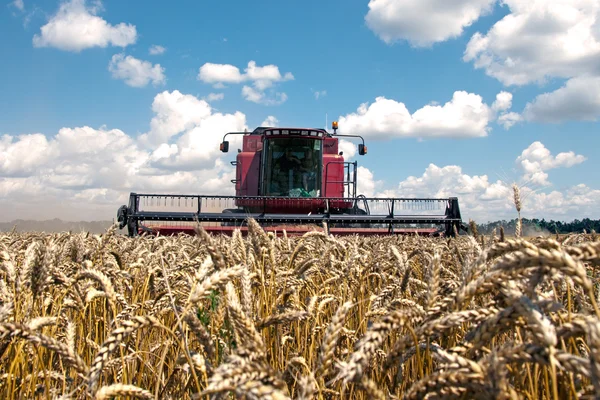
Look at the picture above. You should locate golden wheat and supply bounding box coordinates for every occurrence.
[0,221,598,399]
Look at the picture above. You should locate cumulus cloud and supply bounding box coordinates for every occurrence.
[1,126,148,220]
[462,1,600,125]
[350,140,590,222]
[523,76,600,123]
[497,112,523,129]
[464,0,600,86]
[372,163,516,222]
[383,159,597,223]
[338,91,496,139]
[108,54,166,88]
[244,61,294,90]
[338,139,356,160]
[139,90,213,146]
[198,63,245,86]
[356,166,383,197]
[149,112,246,171]
[398,164,492,198]
[492,91,513,112]
[149,45,166,55]
[490,91,522,128]
[1,116,595,223]
[365,0,496,47]
[137,90,246,170]
[516,141,586,185]
[242,86,288,105]
[0,90,247,221]
[261,116,279,126]
[198,60,293,105]
[32,0,137,52]
[0,133,57,177]
[204,93,224,102]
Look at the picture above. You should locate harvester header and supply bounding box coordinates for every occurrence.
[117,122,466,237]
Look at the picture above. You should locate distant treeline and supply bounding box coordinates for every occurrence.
[476,218,600,236]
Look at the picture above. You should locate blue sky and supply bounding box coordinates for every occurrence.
[1,0,599,223]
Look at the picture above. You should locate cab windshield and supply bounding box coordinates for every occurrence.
[262,137,321,197]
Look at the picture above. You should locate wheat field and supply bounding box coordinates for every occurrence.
[0,220,599,399]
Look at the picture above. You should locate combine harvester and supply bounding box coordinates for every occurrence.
[117,122,466,237]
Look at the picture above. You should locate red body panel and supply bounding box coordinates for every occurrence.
[236,151,260,196]
[234,197,353,213]
[323,137,338,154]
[323,154,345,198]
[242,135,264,152]
[233,132,351,212]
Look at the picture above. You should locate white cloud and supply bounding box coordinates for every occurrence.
[204,93,225,102]
[336,139,595,223]
[261,116,279,126]
[12,0,24,11]
[198,60,293,105]
[0,91,248,221]
[241,86,263,103]
[242,86,288,105]
[149,45,166,55]
[492,91,513,112]
[138,89,247,170]
[139,90,213,146]
[462,1,600,126]
[338,139,356,160]
[464,0,600,86]
[244,61,294,90]
[523,76,600,123]
[516,141,586,185]
[385,161,597,223]
[1,119,596,224]
[1,126,146,200]
[108,54,166,88]
[314,90,327,100]
[398,164,491,197]
[0,133,57,177]
[338,91,495,139]
[387,163,513,222]
[198,63,245,86]
[356,166,383,197]
[365,0,496,47]
[491,92,521,128]
[497,112,522,129]
[32,0,137,52]
[149,112,246,171]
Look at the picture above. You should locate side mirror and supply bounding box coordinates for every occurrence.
[358,144,367,155]
[220,141,229,153]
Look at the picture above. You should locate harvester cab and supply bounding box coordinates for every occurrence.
[218,124,366,200]
[117,122,466,237]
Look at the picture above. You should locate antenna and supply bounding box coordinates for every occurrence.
[325,113,328,130]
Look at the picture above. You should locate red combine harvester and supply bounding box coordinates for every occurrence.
[117,122,466,237]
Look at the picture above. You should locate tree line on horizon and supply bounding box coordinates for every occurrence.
[475,217,600,236]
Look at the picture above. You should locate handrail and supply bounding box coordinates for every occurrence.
[324,161,357,197]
